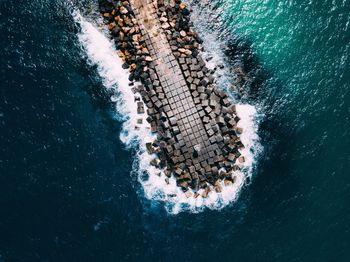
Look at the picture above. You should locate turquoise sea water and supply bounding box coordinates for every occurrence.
[223,0,350,259]
[0,0,349,260]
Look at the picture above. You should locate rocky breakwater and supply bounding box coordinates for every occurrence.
[98,0,246,198]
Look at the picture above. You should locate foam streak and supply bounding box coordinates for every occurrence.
[73,11,262,214]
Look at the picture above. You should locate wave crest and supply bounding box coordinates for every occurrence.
[73,10,262,214]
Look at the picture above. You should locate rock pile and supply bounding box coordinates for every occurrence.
[156,0,202,58]
[98,0,246,197]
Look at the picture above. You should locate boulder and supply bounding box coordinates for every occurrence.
[238,156,245,163]
[160,16,168,22]
[145,56,153,62]
[216,116,225,126]
[200,77,209,86]
[235,127,243,134]
[228,153,235,162]
[214,182,222,193]
[137,102,145,114]
[179,181,188,190]
[119,6,128,14]
[132,34,140,42]
[162,23,170,29]
[150,158,161,167]
[224,179,232,186]
[130,63,137,71]
[180,30,187,37]
[146,142,154,154]
[233,175,237,183]
[201,186,210,198]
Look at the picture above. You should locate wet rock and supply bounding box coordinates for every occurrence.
[224,179,232,186]
[160,16,168,23]
[120,6,128,14]
[214,181,222,193]
[137,102,145,114]
[145,56,153,62]
[179,3,186,10]
[150,158,161,167]
[146,142,154,154]
[180,30,186,37]
[235,127,243,134]
[238,156,245,163]
[162,23,170,29]
[201,186,210,198]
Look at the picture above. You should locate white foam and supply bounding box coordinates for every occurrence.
[236,104,263,179]
[73,10,262,214]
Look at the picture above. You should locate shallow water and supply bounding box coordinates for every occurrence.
[1,0,349,261]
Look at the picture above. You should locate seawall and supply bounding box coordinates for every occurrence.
[98,0,246,198]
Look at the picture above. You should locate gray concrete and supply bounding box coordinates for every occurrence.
[131,0,217,169]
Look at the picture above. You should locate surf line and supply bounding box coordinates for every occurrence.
[84,0,258,209]
[96,0,251,199]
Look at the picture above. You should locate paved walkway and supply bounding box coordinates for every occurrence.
[131,0,220,169]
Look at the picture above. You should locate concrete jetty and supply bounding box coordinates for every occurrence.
[99,0,245,196]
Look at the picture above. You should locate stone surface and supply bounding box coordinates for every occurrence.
[98,0,246,193]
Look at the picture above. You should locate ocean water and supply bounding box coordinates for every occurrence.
[1,0,349,261]
[72,10,262,214]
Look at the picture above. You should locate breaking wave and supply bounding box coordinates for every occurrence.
[73,9,262,214]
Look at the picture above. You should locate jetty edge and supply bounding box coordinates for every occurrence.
[98,0,246,198]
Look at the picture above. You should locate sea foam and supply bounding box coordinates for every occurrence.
[73,10,262,214]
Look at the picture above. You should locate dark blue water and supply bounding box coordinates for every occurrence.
[1,0,349,261]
